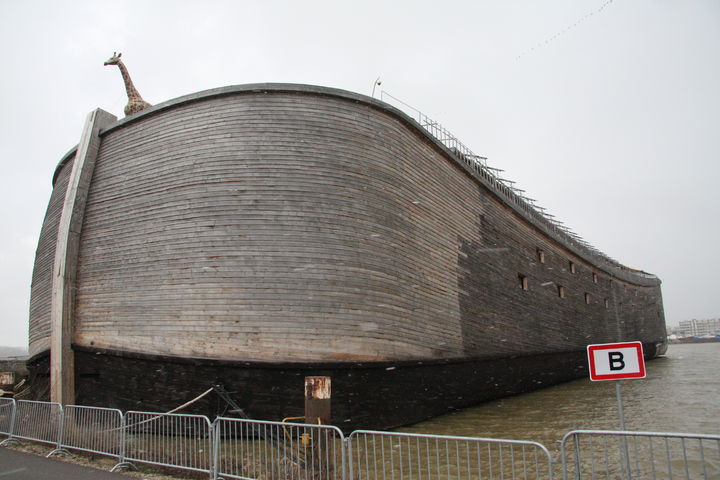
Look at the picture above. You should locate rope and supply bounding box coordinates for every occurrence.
[106,387,214,432]
[164,387,214,414]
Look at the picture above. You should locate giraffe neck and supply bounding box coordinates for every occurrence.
[116,61,145,102]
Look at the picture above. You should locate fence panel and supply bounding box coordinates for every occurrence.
[0,398,16,439]
[214,417,345,480]
[11,400,63,446]
[8,398,720,480]
[561,429,720,480]
[61,405,124,460]
[123,411,213,474]
[347,430,553,480]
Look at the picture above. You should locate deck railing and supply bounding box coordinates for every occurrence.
[379,91,659,282]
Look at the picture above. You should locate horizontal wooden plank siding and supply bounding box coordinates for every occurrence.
[28,152,75,357]
[29,84,665,365]
[457,198,665,356]
[72,91,477,362]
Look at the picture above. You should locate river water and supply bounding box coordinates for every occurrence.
[398,343,720,446]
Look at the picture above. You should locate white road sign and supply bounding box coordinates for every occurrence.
[587,341,646,381]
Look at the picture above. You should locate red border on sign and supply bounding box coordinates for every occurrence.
[587,341,646,381]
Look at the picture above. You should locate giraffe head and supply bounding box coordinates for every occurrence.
[103,52,122,66]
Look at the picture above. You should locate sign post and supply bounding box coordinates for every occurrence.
[587,341,646,479]
[587,341,646,429]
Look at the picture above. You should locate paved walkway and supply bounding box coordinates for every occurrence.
[0,447,129,479]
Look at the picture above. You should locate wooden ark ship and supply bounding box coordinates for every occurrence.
[27,83,667,431]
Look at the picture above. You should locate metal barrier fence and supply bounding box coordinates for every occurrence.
[123,410,214,474]
[347,430,554,480]
[214,417,345,480]
[3,400,720,480]
[60,405,124,461]
[10,399,63,447]
[560,429,720,480]
[0,398,15,440]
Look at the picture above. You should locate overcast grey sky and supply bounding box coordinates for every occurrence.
[1,0,718,348]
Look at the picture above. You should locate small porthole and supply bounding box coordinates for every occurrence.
[537,249,545,264]
[518,273,529,291]
[584,293,591,305]
[569,261,576,274]
[558,285,566,298]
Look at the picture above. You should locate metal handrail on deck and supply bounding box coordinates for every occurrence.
[380,91,658,283]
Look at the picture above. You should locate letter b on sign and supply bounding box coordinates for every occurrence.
[608,352,625,371]
[587,342,646,381]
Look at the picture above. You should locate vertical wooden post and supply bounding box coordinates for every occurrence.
[304,376,332,476]
[304,376,331,424]
[50,108,116,405]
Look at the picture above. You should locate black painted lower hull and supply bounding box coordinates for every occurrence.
[26,343,659,433]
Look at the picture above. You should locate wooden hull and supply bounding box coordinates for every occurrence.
[27,84,666,428]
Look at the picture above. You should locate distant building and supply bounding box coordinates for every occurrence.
[677,318,720,337]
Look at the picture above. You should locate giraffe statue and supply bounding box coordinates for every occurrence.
[104,52,152,116]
